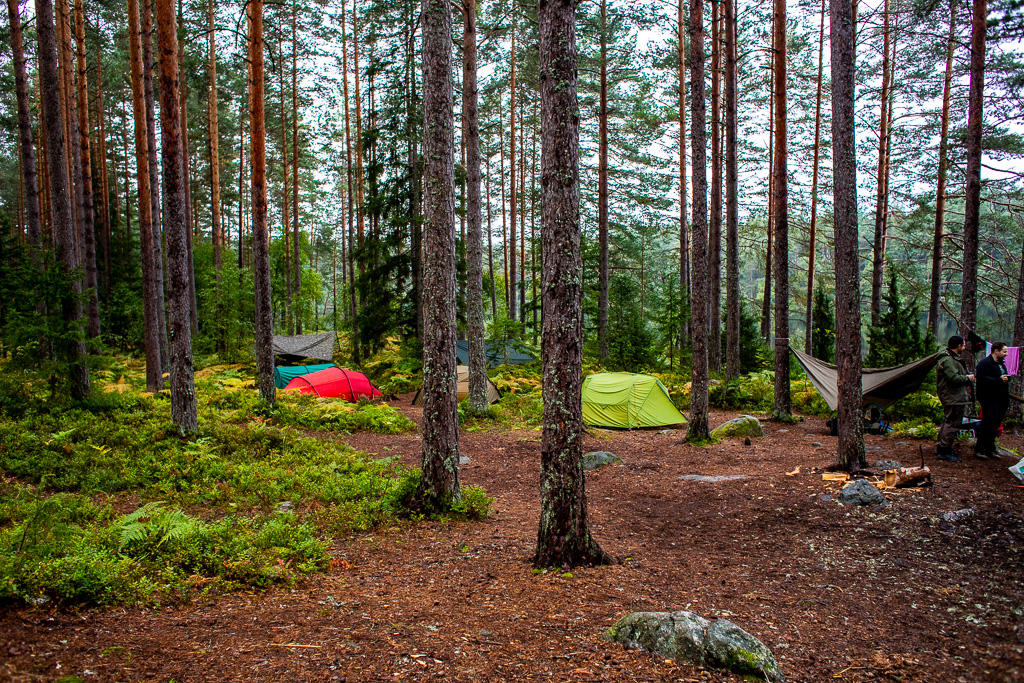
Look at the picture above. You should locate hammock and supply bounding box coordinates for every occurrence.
[790,348,939,412]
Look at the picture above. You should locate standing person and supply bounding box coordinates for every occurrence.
[975,341,1011,459]
[936,335,975,462]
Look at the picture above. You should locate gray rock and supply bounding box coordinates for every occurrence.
[583,451,622,470]
[839,479,888,507]
[819,494,833,502]
[660,429,677,435]
[459,455,472,465]
[680,474,749,483]
[811,442,823,447]
[777,429,789,433]
[603,611,784,682]
[865,445,882,451]
[942,508,974,523]
[711,415,764,440]
[277,501,294,512]
[875,459,902,471]
[805,434,816,437]
[895,442,910,446]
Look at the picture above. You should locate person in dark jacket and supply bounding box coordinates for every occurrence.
[974,341,1011,459]
[936,335,975,462]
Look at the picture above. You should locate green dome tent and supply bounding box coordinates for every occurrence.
[582,372,687,429]
[274,363,337,389]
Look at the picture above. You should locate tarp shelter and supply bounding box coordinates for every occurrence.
[411,366,501,406]
[581,372,687,429]
[790,348,939,412]
[456,340,537,368]
[281,366,382,401]
[274,363,337,390]
[270,332,337,363]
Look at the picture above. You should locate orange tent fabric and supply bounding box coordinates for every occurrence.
[281,366,382,402]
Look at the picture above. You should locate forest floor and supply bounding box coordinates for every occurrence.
[3,394,1024,683]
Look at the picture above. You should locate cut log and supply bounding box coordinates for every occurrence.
[894,466,931,488]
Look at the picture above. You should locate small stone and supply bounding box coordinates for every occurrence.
[477,629,492,637]
[895,442,910,446]
[865,446,881,451]
[811,442,823,447]
[875,459,902,471]
[942,508,974,523]
[777,429,789,433]
[679,474,749,483]
[820,494,833,502]
[459,455,472,465]
[583,451,622,470]
[277,501,294,512]
[660,429,677,434]
[839,479,887,507]
[805,433,816,437]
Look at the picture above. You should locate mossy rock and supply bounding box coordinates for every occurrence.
[711,415,764,440]
[603,610,784,682]
[582,451,622,470]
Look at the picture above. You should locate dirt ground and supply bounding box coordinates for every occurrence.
[3,395,1024,682]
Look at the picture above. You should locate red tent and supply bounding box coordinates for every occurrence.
[281,366,382,402]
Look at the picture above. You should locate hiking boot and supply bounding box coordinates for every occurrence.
[937,452,962,463]
[990,450,1003,460]
[973,450,989,460]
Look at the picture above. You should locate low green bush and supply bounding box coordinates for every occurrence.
[889,418,939,441]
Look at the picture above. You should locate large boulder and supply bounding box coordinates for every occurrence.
[582,451,622,470]
[839,479,887,507]
[711,415,764,440]
[603,611,784,682]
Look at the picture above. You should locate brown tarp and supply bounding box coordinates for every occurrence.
[791,348,939,412]
[411,366,501,406]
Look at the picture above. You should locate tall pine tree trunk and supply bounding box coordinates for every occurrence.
[597,0,609,362]
[959,0,986,370]
[761,48,773,339]
[486,153,497,319]
[128,0,163,391]
[154,0,198,431]
[208,0,222,275]
[830,0,865,470]
[74,0,100,339]
[508,26,518,323]
[534,0,610,569]
[142,0,169,371]
[724,0,739,379]
[709,0,722,373]
[418,0,461,509]
[463,0,487,416]
[677,0,689,347]
[687,0,710,442]
[771,0,790,418]
[249,0,275,405]
[805,0,826,354]
[929,1,956,336]
[6,0,43,253]
[177,0,197,338]
[292,3,302,333]
[36,0,90,398]
[340,0,359,361]
[95,43,112,294]
[870,0,891,328]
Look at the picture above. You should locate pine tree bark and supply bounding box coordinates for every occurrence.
[418,0,461,509]
[249,0,276,405]
[870,0,891,328]
[463,0,488,416]
[960,0,986,370]
[279,40,293,333]
[95,43,112,294]
[761,49,773,340]
[709,0,722,373]
[724,0,739,379]
[74,0,100,339]
[534,0,610,569]
[154,0,198,432]
[177,0,197,338]
[36,0,90,399]
[485,153,497,319]
[929,0,956,336]
[208,0,222,275]
[677,0,689,346]
[142,0,169,371]
[292,3,302,333]
[598,0,609,362]
[341,0,359,360]
[687,0,710,442]
[508,25,518,323]
[6,0,43,254]
[772,0,791,418]
[830,0,865,470]
[805,0,826,354]
[128,0,164,391]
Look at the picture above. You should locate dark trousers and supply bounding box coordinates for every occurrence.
[977,401,1009,455]
[937,404,967,452]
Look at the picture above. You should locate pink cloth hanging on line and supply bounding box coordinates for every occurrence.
[1006,347,1020,376]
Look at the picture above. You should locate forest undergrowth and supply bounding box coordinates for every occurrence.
[0,357,488,608]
